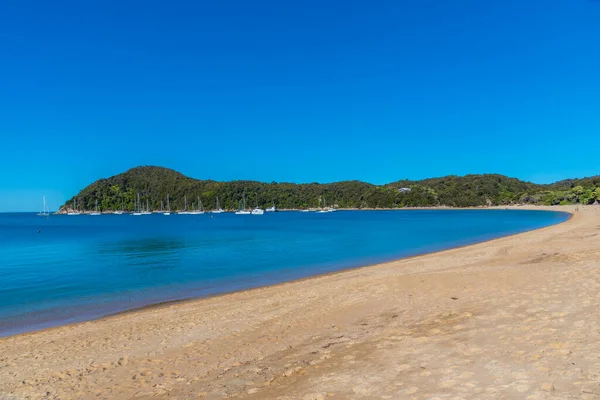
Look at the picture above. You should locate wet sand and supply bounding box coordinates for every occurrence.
[2,205,600,399]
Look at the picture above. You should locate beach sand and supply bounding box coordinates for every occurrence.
[2,205,600,399]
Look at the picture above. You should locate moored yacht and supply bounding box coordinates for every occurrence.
[141,199,152,215]
[132,194,143,216]
[235,196,251,215]
[190,196,205,215]
[251,207,264,215]
[317,196,334,213]
[178,196,191,215]
[90,200,101,215]
[67,199,81,215]
[211,197,225,214]
[37,196,50,217]
[113,200,124,215]
[163,194,171,215]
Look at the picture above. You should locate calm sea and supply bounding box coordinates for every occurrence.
[0,210,568,337]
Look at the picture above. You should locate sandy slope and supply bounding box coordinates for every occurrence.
[2,206,600,399]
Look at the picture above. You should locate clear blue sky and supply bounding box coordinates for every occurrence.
[1,0,599,211]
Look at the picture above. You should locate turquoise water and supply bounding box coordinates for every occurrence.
[0,210,568,337]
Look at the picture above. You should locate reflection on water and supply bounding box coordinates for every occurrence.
[96,238,188,271]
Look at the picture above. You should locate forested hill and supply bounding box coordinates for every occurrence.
[58,166,600,212]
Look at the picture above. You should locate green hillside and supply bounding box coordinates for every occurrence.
[59,166,600,212]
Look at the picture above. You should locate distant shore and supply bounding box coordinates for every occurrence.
[52,204,563,215]
[4,205,600,399]
[56,166,600,216]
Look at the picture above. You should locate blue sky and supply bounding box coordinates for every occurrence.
[1,0,599,211]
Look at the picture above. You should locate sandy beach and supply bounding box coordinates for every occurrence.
[2,205,600,399]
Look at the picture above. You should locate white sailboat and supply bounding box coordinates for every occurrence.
[163,194,171,215]
[90,200,101,215]
[190,196,205,215]
[113,200,124,215]
[67,199,81,215]
[326,196,337,212]
[37,196,50,217]
[211,197,225,214]
[178,196,191,214]
[265,202,277,212]
[132,194,143,216]
[142,199,152,215]
[235,195,251,215]
[317,196,329,213]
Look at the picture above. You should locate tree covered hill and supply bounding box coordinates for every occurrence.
[59,166,600,212]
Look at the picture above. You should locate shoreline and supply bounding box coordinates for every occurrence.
[2,207,571,340]
[4,205,600,399]
[65,208,576,325]
[49,204,575,214]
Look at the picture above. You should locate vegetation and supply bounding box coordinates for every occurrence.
[58,166,600,212]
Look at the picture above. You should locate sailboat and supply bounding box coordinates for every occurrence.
[211,197,225,213]
[235,194,251,215]
[90,200,101,215]
[163,194,171,215]
[142,199,152,215]
[326,196,337,212]
[266,202,277,212]
[317,196,329,213]
[190,196,205,215]
[67,199,81,215]
[113,200,124,215]
[132,194,143,216]
[37,196,50,217]
[178,196,191,215]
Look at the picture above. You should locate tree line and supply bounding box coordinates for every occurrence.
[59,166,600,212]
